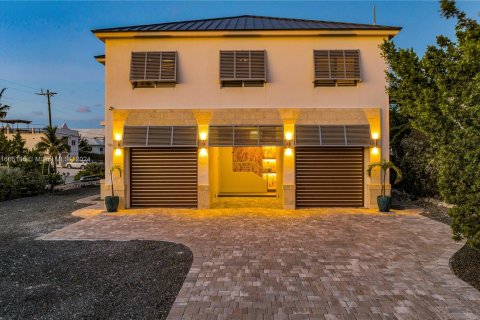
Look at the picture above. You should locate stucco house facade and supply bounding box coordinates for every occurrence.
[93,15,400,210]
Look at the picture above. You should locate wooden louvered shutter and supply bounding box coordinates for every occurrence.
[160,52,177,81]
[259,126,283,146]
[235,51,250,79]
[295,125,371,147]
[124,126,197,147]
[220,51,235,79]
[250,51,266,79]
[123,126,148,147]
[314,50,360,87]
[209,126,283,146]
[209,126,234,146]
[145,52,161,80]
[234,126,259,146]
[220,50,266,87]
[130,52,147,81]
[345,125,371,146]
[130,51,177,87]
[344,50,360,79]
[321,126,347,145]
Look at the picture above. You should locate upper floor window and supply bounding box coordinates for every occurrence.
[71,140,76,146]
[130,51,177,88]
[220,50,266,87]
[314,50,360,87]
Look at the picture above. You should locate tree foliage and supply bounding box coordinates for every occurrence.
[381,0,480,248]
[36,126,70,173]
[78,135,92,156]
[0,88,10,119]
[390,105,440,198]
[367,160,402,197]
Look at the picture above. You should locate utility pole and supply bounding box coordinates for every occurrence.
[373,5,377,26]
[36,89,57,127]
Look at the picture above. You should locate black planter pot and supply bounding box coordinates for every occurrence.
[105,196,119,213]
[377,196,392,212]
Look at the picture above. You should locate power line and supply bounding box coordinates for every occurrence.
[0,78,39,91]
[36,89,57,127]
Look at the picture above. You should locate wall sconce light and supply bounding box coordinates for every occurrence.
[285,148,293,156]
[199,148,208,157]
[198,132,208,148]
[371,132,379,155]
[284,132,293,148]
[114,133,122,149]
[114,148,122,156]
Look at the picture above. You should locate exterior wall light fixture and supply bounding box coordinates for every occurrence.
[371,132,379,155]
[285,148,293,156]
[114,133,122,148]
[285,131,293,148]
[113,133,123,156]
[199,148,208,157]
[199,131,208,148]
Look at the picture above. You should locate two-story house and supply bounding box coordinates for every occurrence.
[93,15,401,210]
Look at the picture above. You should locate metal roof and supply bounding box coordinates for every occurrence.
[92,15,401,33]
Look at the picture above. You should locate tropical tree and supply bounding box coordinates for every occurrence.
[36,126,70,173]
[381,0,480,249]
[109,165,122,197]
[367,160,403,197]
[0,88,10,119]
[78,135,92,156]
[9,131,26,158]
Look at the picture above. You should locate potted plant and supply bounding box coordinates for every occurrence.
[367,160,402,212]
[105,165,122,212]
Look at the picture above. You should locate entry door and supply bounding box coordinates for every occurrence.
[130,147,198,207]
[295,147,364,208]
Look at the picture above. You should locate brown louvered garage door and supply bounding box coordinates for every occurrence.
[295,147,364,208]
[130,148,197,208]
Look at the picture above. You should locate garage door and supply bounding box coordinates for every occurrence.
[295,147,364,208]
[130,148,198,208]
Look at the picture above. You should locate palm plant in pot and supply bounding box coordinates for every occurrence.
[105,165,122,212]
[367,160,402,212]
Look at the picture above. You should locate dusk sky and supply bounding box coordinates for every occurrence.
[1,1,478,129]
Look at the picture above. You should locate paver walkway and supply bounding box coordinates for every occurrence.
[39,200,480,320]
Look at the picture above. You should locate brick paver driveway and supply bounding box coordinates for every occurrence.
[40,200,480,320]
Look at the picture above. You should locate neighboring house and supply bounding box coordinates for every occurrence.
[2,120,79,164]
[76,128,105,155]
[93,15,401,209]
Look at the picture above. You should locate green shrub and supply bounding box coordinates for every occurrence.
[74,162,105,181]
[0,166,46,201]
[438,129,480,248]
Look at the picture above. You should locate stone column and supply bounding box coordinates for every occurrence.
[282,123,295,209]
[197,124,210,209]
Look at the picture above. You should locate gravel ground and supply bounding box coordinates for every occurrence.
[0,187,193,319]
[413,197,479,292]
[418,200,452,225]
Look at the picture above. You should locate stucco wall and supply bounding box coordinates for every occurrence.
[105,35,389,110]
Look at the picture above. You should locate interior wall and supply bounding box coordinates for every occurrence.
[218,147,267,193]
